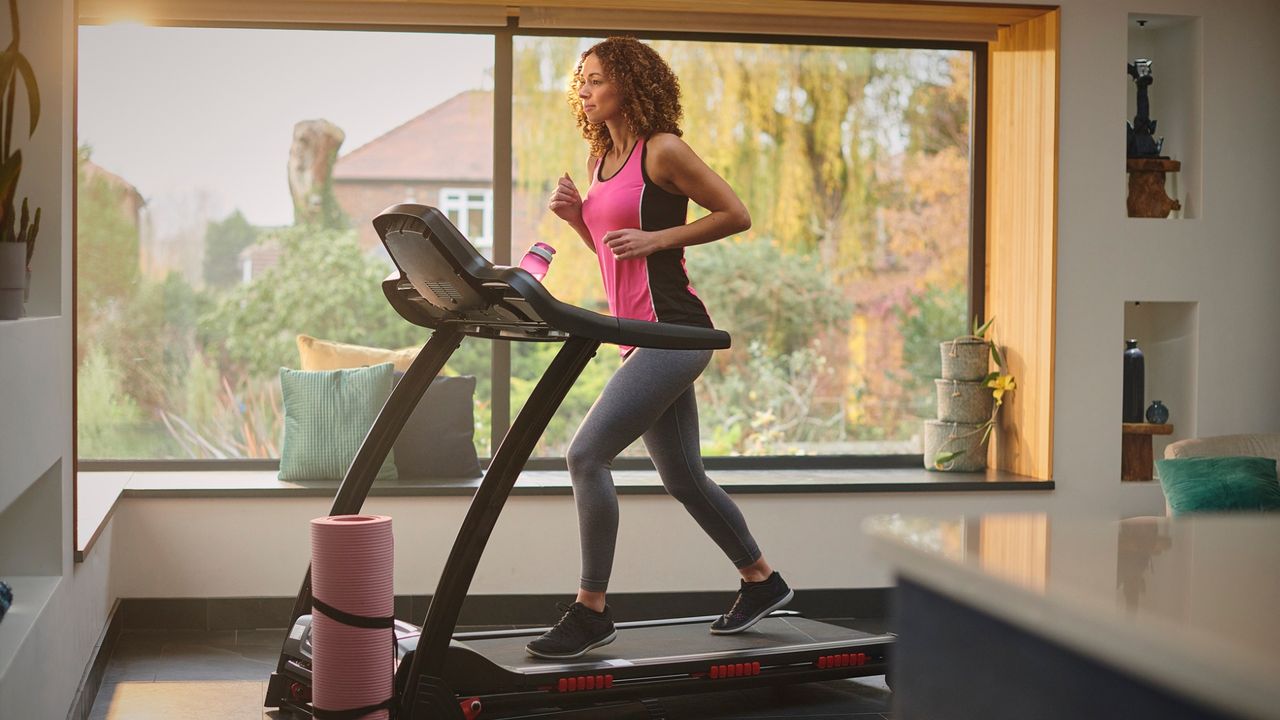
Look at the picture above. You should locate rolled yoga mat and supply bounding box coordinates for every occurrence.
[311,514,395,720]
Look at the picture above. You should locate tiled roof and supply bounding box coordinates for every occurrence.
[333,89,492,183]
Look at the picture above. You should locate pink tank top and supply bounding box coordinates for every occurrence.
[580,136,712,355]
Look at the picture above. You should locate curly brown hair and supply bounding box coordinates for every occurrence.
[568,36,683,158]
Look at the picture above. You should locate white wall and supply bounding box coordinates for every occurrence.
[2,0,1272,713]
[111,491,1064,597]
[1052,0,1280,515]
[0,2,117,718]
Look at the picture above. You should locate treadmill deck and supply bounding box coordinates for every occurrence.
[458,616,890,675]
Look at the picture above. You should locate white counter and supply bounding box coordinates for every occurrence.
[866,512,1280,720]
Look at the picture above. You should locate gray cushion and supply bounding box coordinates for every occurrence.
[393,372,482,480]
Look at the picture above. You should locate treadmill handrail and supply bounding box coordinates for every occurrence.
[375,203,730,351]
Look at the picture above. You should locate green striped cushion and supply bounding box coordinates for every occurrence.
[279,363,397,482]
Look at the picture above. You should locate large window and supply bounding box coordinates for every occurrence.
[510,36,974,458]
[77,24,975,465]
[76,26,495,459]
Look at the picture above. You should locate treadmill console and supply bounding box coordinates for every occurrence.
[375,203,569,341]
[374,203,731,351]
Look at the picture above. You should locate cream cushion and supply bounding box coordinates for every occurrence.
[296,334,419,373]
[1164,434,1280,462]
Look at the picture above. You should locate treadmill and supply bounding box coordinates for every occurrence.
[266,204,893,719]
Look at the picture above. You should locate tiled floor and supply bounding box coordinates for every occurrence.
[89,623,894,719]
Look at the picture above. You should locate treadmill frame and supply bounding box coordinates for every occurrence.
[266,205,891,719]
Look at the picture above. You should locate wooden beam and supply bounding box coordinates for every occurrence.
[434,0,1048,25]
[79,0,509,26]
[520,7,998,41]
[80,0,1055,31]
[985,9,1058,479]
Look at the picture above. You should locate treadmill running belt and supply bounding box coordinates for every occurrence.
[460,617,882,675]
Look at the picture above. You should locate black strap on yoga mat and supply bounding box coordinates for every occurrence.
[308,597,399,718]
[312,596,395,630]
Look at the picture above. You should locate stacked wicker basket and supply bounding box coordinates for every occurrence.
[923,339,994,472]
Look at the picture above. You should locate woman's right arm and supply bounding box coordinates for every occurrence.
[547,157,596,253]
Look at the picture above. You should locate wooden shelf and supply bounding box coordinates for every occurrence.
[1123,423,1175,482]
[1122,423,1174,436]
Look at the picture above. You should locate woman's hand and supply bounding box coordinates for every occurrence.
[602,228,666,260]
[548,172,584,226]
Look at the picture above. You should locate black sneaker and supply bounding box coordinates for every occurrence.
[526,602,617,660]
[710,572,794,635]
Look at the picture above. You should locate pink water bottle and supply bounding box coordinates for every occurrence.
[519,242,556,281]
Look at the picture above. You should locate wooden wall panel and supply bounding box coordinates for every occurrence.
[985,10,1058,479]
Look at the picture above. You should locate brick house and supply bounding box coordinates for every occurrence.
[333,89,509,258]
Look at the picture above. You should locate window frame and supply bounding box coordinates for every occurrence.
[74,19,988,473]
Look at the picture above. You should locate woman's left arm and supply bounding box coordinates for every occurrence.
[601,134,751,261]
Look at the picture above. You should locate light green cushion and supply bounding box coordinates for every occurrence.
[1155,456,1280,516]
[279,363,397,482]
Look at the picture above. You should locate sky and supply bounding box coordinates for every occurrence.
[78,25,494,238]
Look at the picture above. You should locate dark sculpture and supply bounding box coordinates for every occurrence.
[1126,59,1165,158]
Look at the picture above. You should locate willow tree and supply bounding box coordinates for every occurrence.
[510,38,972,443]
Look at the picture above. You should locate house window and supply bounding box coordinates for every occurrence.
[439,188,493,257]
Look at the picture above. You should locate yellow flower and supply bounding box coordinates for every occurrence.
[987,374,1016,404]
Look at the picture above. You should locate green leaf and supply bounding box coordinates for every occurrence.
[0,148,17,240]
[2,79,13,160]
[990,343,1005,370]
[0,50,16,97]
[0,148,19,204]
[933,450,965,469]
[14,51,39,137]
[25,205,37,263]
[982,371,1000,384]
[974,316,994,338]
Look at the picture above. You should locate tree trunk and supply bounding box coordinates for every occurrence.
[288,119,345,227]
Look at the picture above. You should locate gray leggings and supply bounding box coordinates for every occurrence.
[566,347,762,593]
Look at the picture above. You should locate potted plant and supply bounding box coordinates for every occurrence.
[927,317,1017,471]
[0,0,42,320]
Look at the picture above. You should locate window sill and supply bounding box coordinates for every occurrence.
[76,467,1051,561]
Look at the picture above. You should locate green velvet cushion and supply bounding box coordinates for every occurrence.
[279,363,398,482]
[1156,456,1280,516]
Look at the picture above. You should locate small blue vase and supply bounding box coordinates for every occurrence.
[0,580,12,624]
[1145,400,1169,424]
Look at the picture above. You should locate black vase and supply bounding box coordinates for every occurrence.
[1123,339,1145,423]
[1145,400,1169,424]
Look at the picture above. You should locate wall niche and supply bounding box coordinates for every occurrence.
[1125,14,1202,220]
